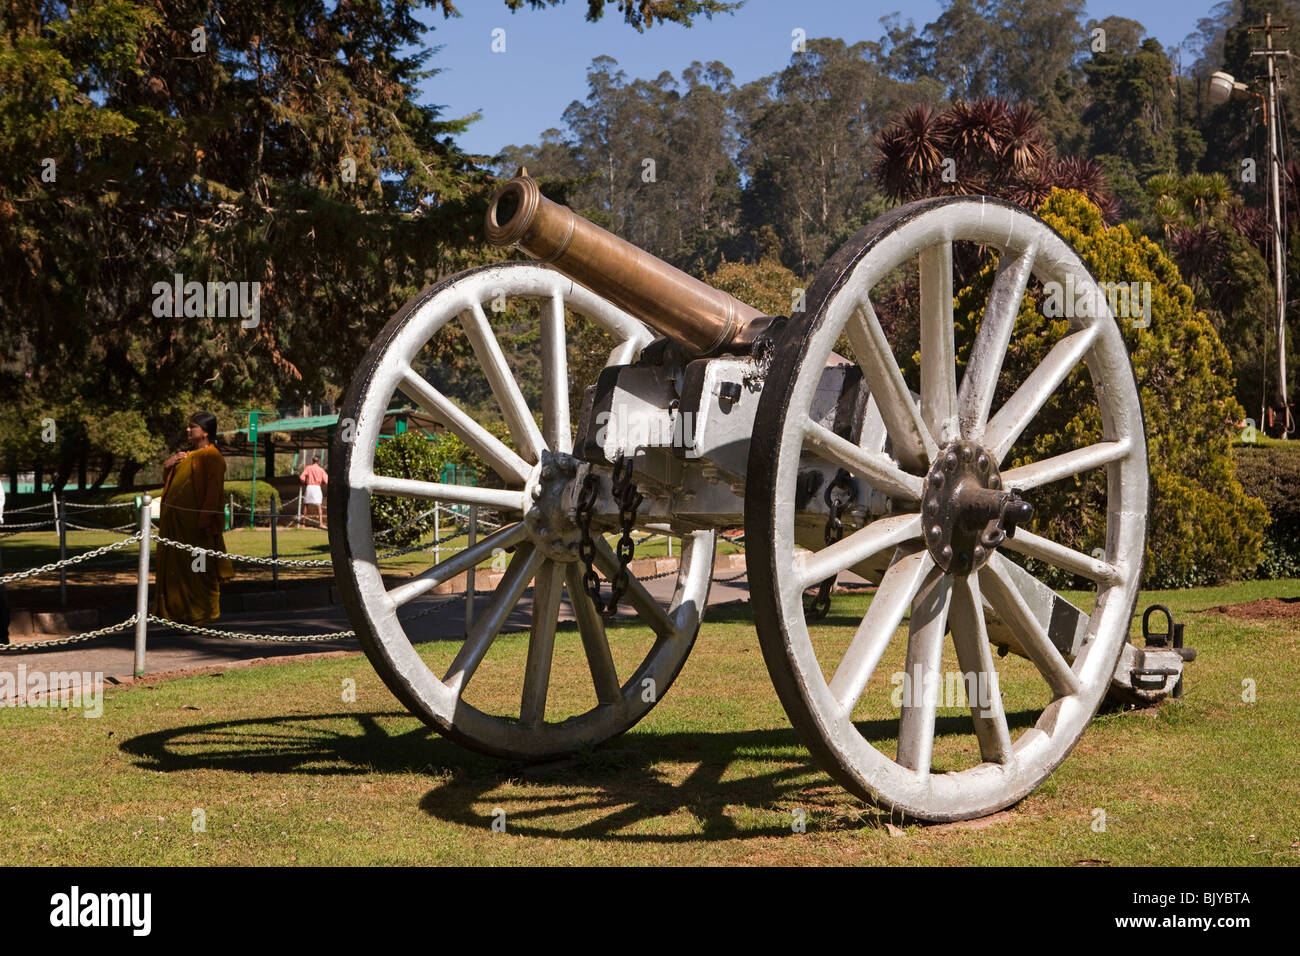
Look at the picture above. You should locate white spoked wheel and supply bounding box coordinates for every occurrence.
[746,197,1148,822]
[330,261,715,761]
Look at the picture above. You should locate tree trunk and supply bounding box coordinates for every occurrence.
[118,460,142,491]
[89,453,114,492]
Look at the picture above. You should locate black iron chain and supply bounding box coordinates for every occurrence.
[577,454,643,619]
[807,469,857,620]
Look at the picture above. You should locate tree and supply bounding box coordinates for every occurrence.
[884,0,1088,109]
[0,0,735,490]
[735,38,935,274]
[1082,35,1204,216]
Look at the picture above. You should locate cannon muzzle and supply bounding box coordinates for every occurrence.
[485,171,768,356]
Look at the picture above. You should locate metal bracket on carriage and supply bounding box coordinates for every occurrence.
[1105,604,1196,706]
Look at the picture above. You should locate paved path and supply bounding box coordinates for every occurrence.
[0,570,763,694]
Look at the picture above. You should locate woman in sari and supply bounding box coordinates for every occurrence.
[153,410,234,624]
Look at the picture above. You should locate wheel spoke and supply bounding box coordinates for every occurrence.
[896,568,952,773]
[367,475,525,512]
[919,242,957,445]
[541,294,572,453]
[607,338,640,367]
[592,537,676,638]
[795,513,922,591]
[949,575,1012,764]
[443,544,543,695]
[843,299,937,471]
[983,323,1100,462]
[979,554,1081,699]
[387,522,528,607]
[520,561,565,726]
[1000,528,1123,586]
[828,549,933,713]
[957,246,1035,443]
[1000,438,1132,491]
[803,419,925,504]
[459,300,547,462]
[398,366,533,485]
[565,563,621,704]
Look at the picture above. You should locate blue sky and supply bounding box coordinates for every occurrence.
[415,1,1219,159]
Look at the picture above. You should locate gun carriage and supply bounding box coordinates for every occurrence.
[329,171,1193,822]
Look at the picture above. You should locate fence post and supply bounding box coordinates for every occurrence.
[134,493,152,678]
[270,495,280,589]
[465,506,477,632]
[296,488,303,528]
[55,492,67,606]
[667,534,672,558]
[433,503,440,566]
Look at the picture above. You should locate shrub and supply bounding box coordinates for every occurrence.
[371,431,458,546]
[224,480,280,520]
[1233,444,1300,579]
[950,189,1266,587]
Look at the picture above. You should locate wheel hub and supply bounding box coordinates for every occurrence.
[524,450,583,562]
[922,440,1032,575]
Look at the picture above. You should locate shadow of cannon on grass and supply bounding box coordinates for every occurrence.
[119,707,1041,840]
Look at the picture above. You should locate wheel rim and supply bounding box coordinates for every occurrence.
[747,197,1147,821]
[331,261,716,760]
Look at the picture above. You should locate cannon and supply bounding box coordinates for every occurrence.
[329,171,1192,822]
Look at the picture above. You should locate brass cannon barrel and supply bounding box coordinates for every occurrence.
[485,172,767,355]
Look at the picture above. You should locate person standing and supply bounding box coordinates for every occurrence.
[153,411,233,624]
[298,454,328,529]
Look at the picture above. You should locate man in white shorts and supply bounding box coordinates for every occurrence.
[299,454,328,529]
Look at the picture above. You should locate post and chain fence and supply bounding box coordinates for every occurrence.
[1,494,750,666]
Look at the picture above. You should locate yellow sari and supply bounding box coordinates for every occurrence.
[153,445,234,625]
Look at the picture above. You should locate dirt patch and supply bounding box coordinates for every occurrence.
[1207,596,1300,621]
[125,649,364,687]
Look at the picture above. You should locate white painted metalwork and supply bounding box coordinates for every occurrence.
[332,262,716,759]
[755,198,1148,821]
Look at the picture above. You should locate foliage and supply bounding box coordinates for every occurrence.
[1142,172,1291,421]
[501,57,744,273]
[879,0,1087,108]
[950,189,1266,587]
[702,259,805,317]
[224,480,281,519]
[733,38,928,274]
[872,97,1119,221]
[370,430,477,546]
[1082,38,1203,190]
[499,0,740,30]
[1233,444,1300,577]
[0,0,731,490]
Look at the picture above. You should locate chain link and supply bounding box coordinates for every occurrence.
[0,532,144,585]
[153,534,334,568]
[577,455,644,619]
[807,470,856,620]
[0,520,58,533]
[0,614,141,652]
[147,614,355,643]
[3,502,59,513]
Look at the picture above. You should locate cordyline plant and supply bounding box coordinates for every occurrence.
[872,97,1119,222]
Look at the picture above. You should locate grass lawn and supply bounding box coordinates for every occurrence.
[1,579,1298,865]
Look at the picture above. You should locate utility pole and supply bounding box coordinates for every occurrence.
[1250,13,1293,434]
